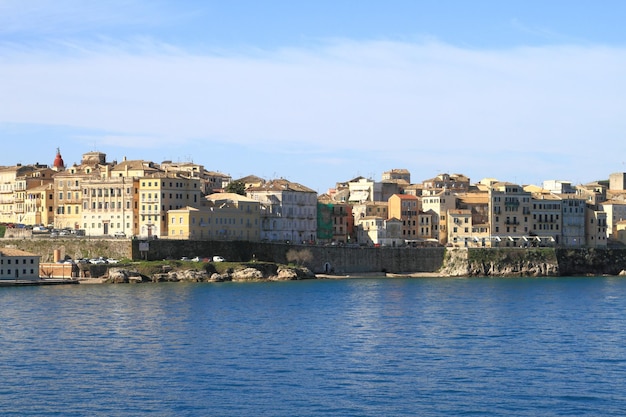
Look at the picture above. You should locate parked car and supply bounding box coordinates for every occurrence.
[89,257,108,264]
[113,231,126,238]
[212,256,225,262]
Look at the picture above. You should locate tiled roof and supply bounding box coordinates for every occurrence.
[0,247,38,257]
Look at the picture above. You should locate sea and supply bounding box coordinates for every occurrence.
[1,276,626,416]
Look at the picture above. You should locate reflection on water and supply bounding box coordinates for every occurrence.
[0,277,625,416]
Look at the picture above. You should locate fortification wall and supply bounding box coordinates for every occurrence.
[5,238,626,276]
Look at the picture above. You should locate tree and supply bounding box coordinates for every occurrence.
[225,180,246,195]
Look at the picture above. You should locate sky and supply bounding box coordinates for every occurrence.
[2,1,626,193]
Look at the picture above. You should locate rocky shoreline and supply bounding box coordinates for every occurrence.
[97,264,316,284]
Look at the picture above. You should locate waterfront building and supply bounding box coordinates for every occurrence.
[246,179,317,243]
[421,190,457,245]
[203,192,260,241]
[355,216,386,246]
[24,182,55,227]
[488,182,532,247]
[0,164,40,224]
[388,194,420,241]
[529,190,562,246]
[81,176,139,237]
[447,209,473,247]
[15,167,56,226]
[138,173,202,238]
[585,208,608,248]
[615,220,626,245]
[351,201,388,226]
[53,153,108,230]
[0,248,40,281]
[167,193,260,241]
[597,199,626,241]
[317,195,354,244]
[559,195,586,247]
[456,190,490,244]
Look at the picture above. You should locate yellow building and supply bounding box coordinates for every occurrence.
[139,174,202,238]
[52,152,110,230]
[24,182,55,227]
[167,193,261,241]
[15,167,56,226]
[0,164,40,224]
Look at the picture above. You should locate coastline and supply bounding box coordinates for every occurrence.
[316,271,445,279]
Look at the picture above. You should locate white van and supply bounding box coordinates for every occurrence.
[212,256,225,262]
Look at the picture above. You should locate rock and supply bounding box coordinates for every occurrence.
[232,268,264,281]
[176,269,209,282]
[272,267,315,281]
[208,273,228,282]
[107,268,129,284]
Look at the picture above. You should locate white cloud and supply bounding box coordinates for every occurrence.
[2,38,626,187]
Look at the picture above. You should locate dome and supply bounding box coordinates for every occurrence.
[53,148,65,169]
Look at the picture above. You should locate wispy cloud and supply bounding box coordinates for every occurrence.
[2,35,626,187]
[0,0,174,36]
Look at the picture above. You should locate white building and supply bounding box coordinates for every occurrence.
[0,248,40,281]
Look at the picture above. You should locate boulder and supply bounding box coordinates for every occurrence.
[232,268,265,281]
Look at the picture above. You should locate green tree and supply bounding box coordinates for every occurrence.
[225,180,246,195]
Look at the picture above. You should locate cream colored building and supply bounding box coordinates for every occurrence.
[352,201,388,224]
[138,174,202,238]
[355,216,403,247]
[448,209,473,247]
[585,208,608,248]
[421,190,457,244]
[53,162,104,230]
[597,200,626,241]
[488,182,532,247]
[0,164,39,224]
[422,173,470,196]
[24,182,55,227]
[0,248,40,281]
[168,193,261,241]
[81,176,139,237]
[16,168,56,226]
[246,179,317,243]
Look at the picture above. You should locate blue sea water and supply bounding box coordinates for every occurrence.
[1,277,626,416]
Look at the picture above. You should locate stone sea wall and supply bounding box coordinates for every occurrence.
[5,238,626,277]
[131,240,446,274]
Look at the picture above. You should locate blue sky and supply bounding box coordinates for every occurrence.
[2,1,626,192]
